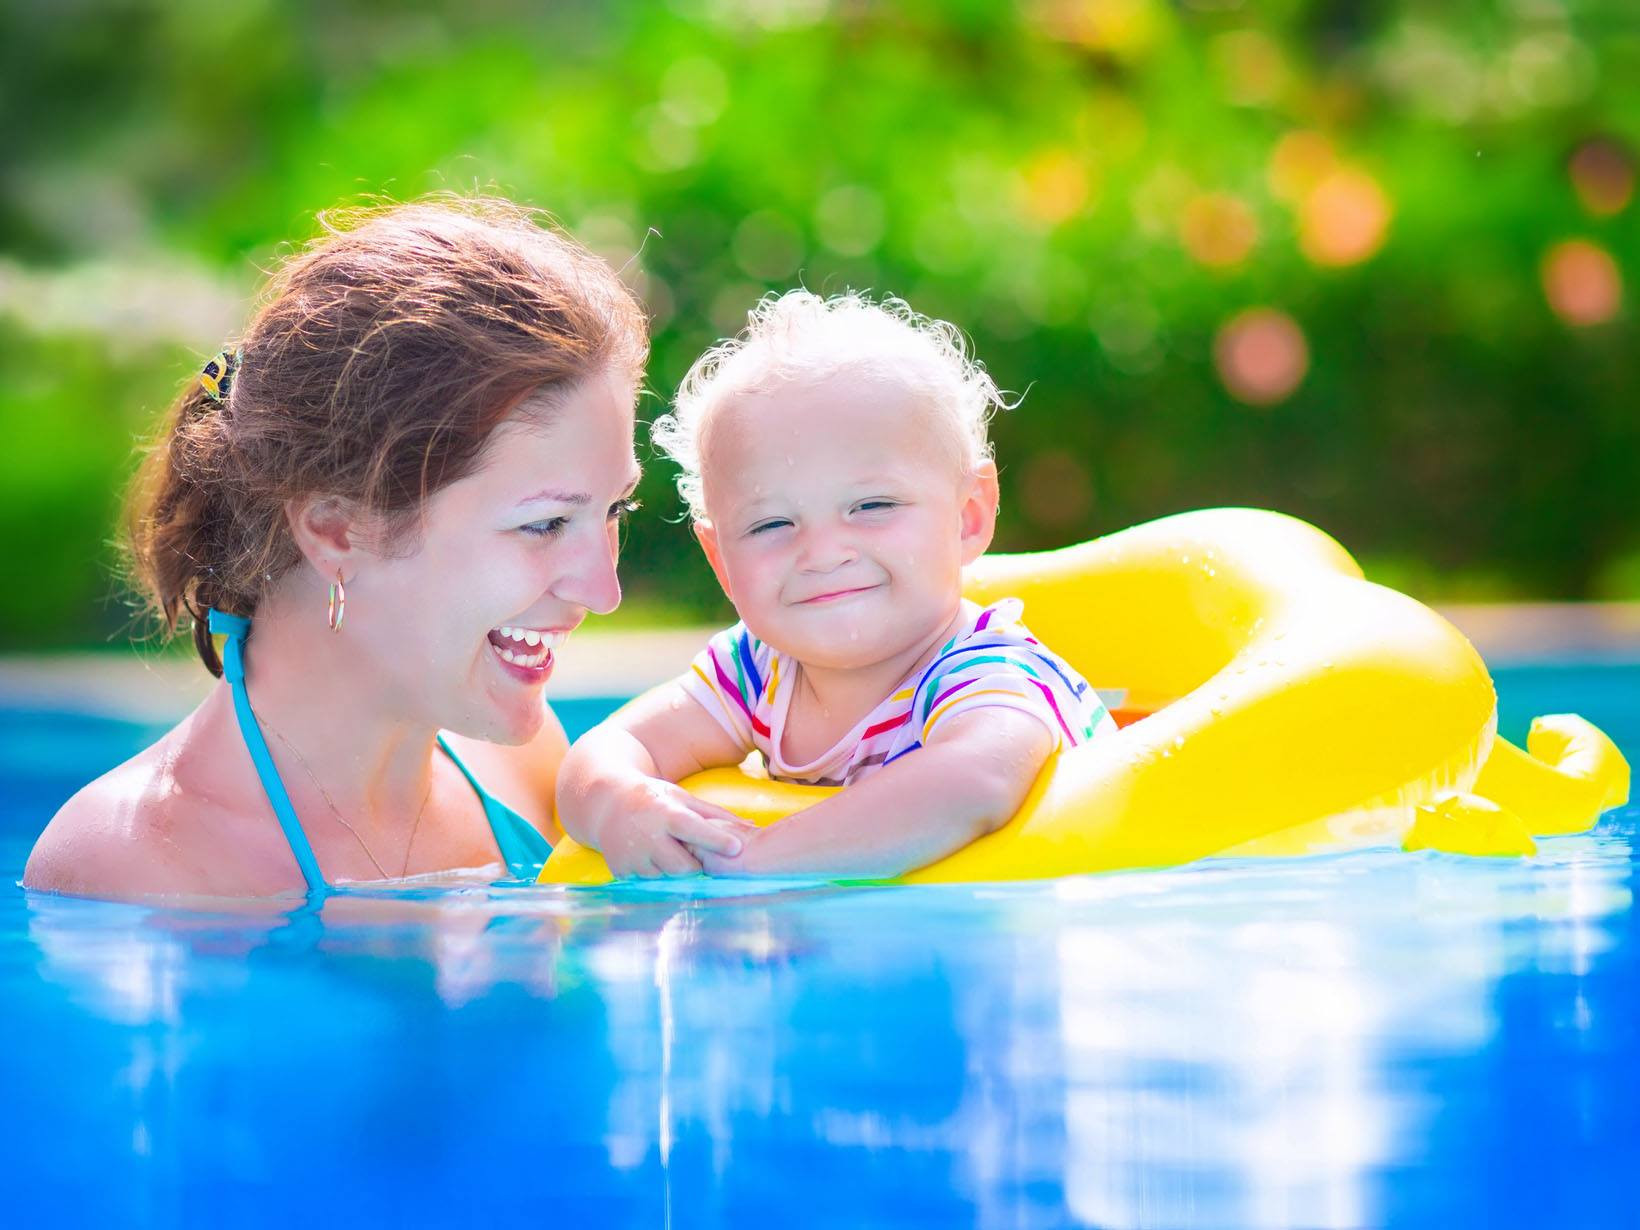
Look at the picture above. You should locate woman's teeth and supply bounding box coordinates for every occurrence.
[489,626,565,669]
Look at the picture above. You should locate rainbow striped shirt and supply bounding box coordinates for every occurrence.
[680,598,1115,788]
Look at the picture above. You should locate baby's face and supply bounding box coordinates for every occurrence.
[696,368,996,673]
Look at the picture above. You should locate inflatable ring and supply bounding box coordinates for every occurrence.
[540,509,1630,885]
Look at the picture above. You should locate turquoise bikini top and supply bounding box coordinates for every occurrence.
[208,609,550,896]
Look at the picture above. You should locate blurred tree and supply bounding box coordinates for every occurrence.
[1,0,1637,649]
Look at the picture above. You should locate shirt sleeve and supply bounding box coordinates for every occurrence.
[677,623,768,753]
[916,648,1108,751]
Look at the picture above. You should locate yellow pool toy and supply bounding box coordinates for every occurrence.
[540,509,1629,885]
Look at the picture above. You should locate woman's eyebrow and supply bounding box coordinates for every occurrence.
[518,466,642,509]
[517,487,590,507]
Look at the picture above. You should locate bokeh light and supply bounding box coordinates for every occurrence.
[1568,137,1635,218]
[1211,29,1288,108]
[1029,0,1165,59]
[814,185,886,257]
[1541,240,1622,327]
[1019,449,1096,530]
[1268,130,1337,204]
[1180,192,1258,269]
[1299,167,1392,267]
[1021,150,1095,226]
[1215,308,1309,406]
[731,210,803,280]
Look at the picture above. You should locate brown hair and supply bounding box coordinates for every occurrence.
[127,195,648,676]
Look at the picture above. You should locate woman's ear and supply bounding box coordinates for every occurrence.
[693,518,734,603]
[285,494,372,584]
[958,460,1000,566]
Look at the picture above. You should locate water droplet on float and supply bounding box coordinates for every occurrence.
[1173,736,1185,751]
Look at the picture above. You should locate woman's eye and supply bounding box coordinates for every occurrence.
[609,497,642,522]
[521,518,569,538]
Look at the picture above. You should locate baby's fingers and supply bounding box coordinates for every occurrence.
[666,810,747,857]
[650,838,704,878]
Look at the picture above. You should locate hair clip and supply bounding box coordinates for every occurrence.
[200,347,241,403]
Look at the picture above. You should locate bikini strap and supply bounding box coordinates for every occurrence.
[207,608,328,895]
[436,735,551,880]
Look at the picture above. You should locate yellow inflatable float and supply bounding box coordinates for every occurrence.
[540,509,1629,885]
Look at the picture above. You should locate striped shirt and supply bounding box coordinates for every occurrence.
[679,598,1115,788]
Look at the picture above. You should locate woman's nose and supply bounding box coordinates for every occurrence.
[553,525,623,615]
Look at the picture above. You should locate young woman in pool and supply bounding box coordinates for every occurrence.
[24,196,749,899]
[555,290,1115,879]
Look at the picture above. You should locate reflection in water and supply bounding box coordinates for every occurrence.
[8,816,1638,1228]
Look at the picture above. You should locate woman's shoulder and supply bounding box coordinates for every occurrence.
[24,703,293,900]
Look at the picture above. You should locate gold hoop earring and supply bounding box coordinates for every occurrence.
[327,570,346,632]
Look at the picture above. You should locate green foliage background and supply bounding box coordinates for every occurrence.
[2,0,1637,650]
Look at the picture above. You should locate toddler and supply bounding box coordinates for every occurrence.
[556,291,1114,877]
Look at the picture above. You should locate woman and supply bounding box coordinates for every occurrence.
[25,196,738,899]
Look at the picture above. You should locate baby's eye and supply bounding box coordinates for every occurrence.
[520,517,569,539]
[747,518,792,536]
[609,497,642,522]
[854,499,899,513]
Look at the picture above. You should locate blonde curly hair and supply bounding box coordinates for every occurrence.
[652,289,1008,518]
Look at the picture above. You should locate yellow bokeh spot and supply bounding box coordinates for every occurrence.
[1021,150,1095,225]
[1027,0,1165,60]
[1180,192,1258,269]
[1267,130,1338,203]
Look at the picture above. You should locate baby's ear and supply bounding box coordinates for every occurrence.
[693,518,734,603]
[959,461,1000,565]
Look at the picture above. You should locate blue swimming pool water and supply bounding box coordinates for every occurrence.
[3,669,1637,1228]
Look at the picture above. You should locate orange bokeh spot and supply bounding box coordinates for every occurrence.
[1541,239,1622,326]
[1299,167,1392,267]
[1568,138,1635,217]
[1215,308,1309,406]
[1180,192,1258,268]
[1022,150,1094,225]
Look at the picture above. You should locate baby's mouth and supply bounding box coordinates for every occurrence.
[486,625,566,669]
[797,583,880,605]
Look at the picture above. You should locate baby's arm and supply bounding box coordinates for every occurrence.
[697,708,1055,878]
[556,679,757,878]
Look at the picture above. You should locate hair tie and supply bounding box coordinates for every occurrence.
[200,347,242,403]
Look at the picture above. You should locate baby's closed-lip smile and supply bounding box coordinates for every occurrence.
[795,583,880,605]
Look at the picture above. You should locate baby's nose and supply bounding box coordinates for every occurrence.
[797,525,858,571]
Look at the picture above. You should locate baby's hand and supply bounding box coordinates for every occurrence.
[585,776,754,879]
[693,831,758,877]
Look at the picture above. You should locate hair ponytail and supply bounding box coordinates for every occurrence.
[126,375,248,678]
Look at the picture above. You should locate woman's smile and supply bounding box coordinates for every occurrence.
[486,624,570,679]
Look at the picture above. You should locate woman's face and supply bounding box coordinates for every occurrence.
[352,367,641,744]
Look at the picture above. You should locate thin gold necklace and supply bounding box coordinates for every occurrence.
[262,719,434,880]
